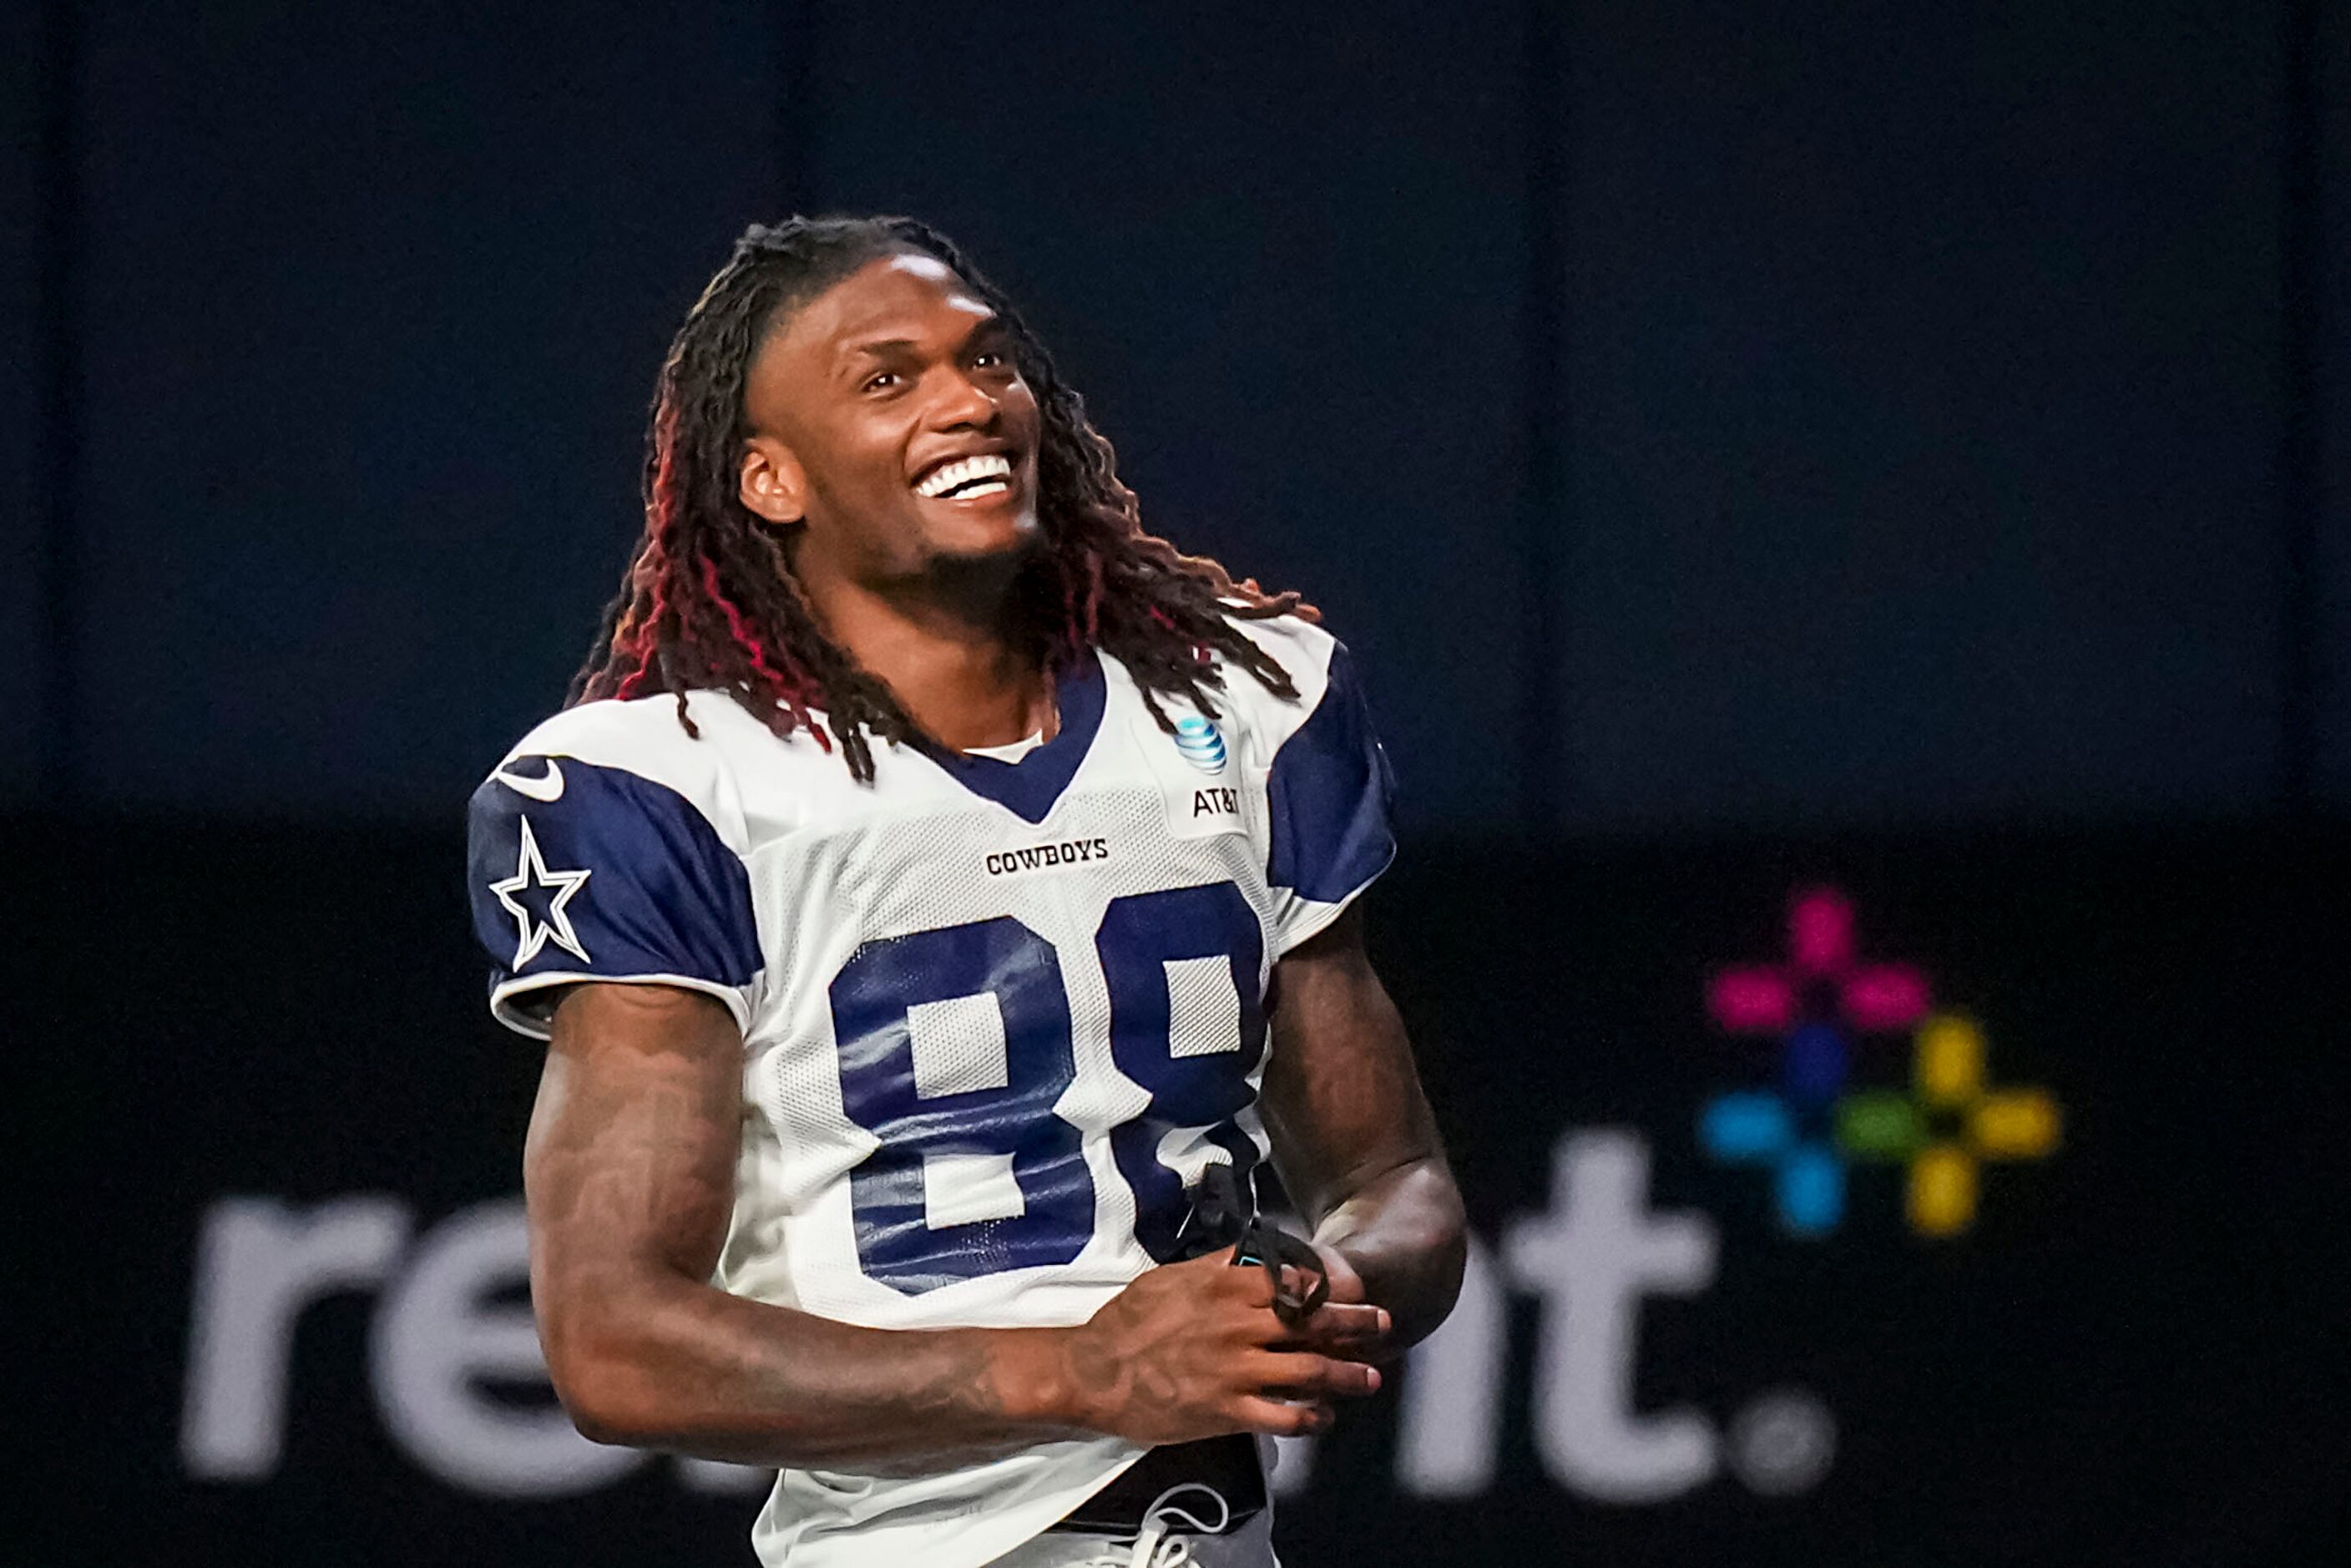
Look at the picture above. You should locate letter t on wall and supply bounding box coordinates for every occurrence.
[1505,1131,1721,1503]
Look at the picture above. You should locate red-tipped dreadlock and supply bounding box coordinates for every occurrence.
[570,215,1316,782]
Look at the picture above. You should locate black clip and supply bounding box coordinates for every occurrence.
[1177,1163,1330,1326]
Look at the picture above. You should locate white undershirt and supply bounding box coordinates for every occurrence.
[960,731,1046,763]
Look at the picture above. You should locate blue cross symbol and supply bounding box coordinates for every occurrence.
[1700,1022,1852,1236]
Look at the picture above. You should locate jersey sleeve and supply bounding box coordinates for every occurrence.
[465,732,762,1039]
[1262,635,1399,954]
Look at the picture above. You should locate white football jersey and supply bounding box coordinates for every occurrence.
[466,615,1394,1568]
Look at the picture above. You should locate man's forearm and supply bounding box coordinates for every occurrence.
[552,1272,1092,1474]
[1311,1155,1467,1349]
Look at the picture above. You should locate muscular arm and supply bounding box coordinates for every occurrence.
[527,983,1378,1472]
[1259,904,1468,1350]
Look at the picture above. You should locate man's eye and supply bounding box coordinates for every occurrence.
[862,372,900,393]
[973,351,1005,369]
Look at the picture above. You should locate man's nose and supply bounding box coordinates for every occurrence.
[928,365,1000,428]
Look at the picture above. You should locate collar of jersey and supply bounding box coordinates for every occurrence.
[909,650,1106,825]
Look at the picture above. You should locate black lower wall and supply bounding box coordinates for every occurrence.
[22,817,2348,1566]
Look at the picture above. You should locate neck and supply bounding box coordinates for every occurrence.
[796,550,1057,751]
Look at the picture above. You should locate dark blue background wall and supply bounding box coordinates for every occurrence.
[16,9,2349,1565]
[12,1,2344,833]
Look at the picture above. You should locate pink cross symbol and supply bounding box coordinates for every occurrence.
[1708,886,1932,1035]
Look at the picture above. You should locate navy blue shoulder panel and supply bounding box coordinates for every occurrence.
[466,756,760,992]
[1266,640,1398,903]
[912,652,1107,825]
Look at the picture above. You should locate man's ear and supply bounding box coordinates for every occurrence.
[739,434,809,525]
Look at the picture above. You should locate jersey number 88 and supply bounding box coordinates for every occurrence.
[828,880,1265,1295]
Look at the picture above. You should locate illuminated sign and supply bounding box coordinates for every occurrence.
[1699,887,2060,1237]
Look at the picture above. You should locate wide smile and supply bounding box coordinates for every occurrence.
[911,452,1019,503]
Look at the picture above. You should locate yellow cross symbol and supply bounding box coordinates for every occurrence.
[1906,1013,2061,1236]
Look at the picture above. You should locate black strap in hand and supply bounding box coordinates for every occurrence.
[1175,1163,1330,1325]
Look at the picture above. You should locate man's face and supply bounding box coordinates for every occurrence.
[737,252,1044,584]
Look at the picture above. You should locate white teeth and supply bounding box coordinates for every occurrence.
[914,453,1014,498]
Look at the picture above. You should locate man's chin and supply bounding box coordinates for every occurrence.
[923,507,1044,568]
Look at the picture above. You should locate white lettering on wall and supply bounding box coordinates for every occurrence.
[182,1196,409,1479]
[1396,1237,1505,1498]
[179,1127,1833,1505]
[370,1200,645,1497]
[1505,1130,1722,1503]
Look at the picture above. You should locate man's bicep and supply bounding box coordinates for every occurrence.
[1259,907,1443,1222]
[527,983,746,1293]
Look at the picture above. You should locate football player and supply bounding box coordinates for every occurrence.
[467,216,1465,1567]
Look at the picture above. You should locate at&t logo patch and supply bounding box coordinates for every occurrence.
[1173,716,1227,774]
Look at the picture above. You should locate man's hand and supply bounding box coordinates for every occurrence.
[1045,1248,1388,1445]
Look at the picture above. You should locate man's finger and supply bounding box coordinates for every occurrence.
[1217,1256,1279,1310]
[1276,1302,1389,1350]
[1230,1397,1334,1439]
[1312,1243,1368,1304]
[1274,1261,1322,1303]
[1248,1350,1382,1402]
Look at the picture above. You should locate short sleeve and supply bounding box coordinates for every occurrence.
[465,752,762,1038]
[1264,639,1398,953]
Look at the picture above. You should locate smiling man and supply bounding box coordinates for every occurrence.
[465,216,1464,1568]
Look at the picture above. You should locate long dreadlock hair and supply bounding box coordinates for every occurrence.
[569,215,1317,782]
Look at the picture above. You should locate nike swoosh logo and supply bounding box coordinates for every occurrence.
[493,759,565,802]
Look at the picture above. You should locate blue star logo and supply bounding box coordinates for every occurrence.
[488,816,593,968]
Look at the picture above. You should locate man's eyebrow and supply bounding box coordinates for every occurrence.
[839,311,1006,362]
